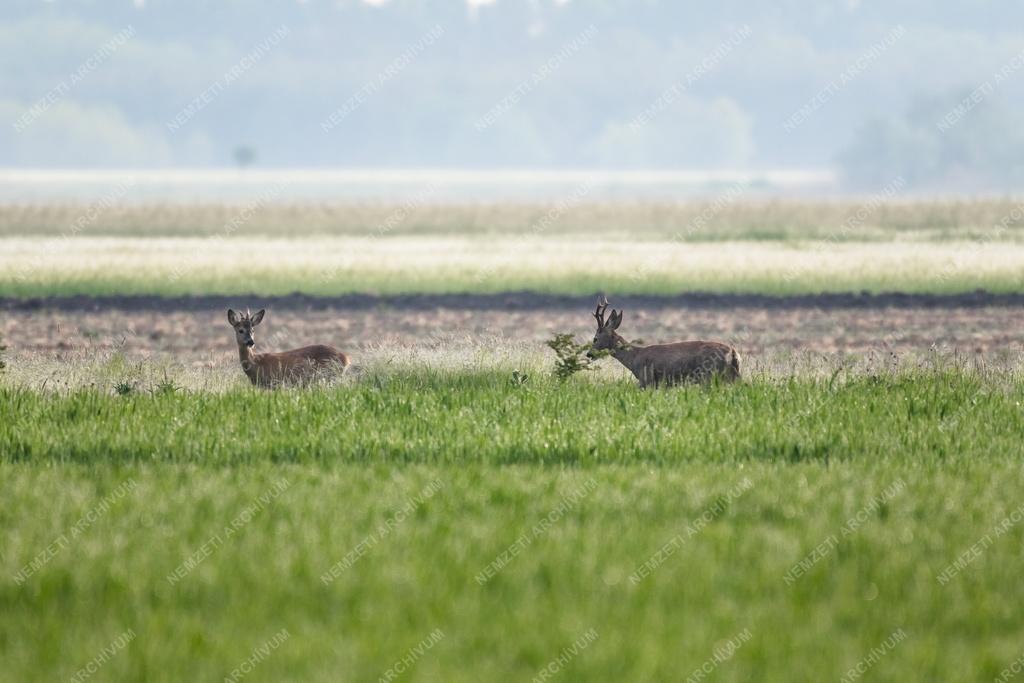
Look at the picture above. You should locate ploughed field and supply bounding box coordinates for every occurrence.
[2,200,1023,682]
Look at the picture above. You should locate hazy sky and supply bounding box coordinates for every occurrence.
[2,0,1022,181]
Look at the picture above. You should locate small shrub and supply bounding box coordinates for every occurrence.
[153,373,180,396]
[0,332,6,372]
[113,380,136,396]
[545,333,607,381]
[509,370,529,386]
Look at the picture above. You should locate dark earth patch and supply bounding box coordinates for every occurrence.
[3,289,1023,313]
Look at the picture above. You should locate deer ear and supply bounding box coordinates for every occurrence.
[610,310,623,329]
[251,309,266,326]
[227,309,238,325]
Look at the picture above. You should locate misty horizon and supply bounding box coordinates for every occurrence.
[3,1,1024,191]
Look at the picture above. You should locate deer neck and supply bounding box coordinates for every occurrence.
[612,341,642,370]
[238,343,261,377]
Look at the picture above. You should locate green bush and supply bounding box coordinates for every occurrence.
[545,333,607,381]
[113,380,136,396]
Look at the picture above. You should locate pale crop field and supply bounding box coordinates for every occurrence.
[2,198,1024,298]
[2,236,1022,297]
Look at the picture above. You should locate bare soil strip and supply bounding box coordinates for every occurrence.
[3,290,1024,314]
[4,293,1022,360]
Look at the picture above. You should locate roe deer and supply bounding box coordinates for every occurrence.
[227,308,350,387]
[587,296,740,387]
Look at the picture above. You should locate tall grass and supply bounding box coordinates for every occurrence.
[1,368,1024,680]
[2,369,1020,465]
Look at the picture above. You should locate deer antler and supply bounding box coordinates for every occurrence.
[593,295,609,328]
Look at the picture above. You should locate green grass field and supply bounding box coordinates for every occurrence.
[4,197,1024,681]
[3,369,1024,681]
[3,369,1020,466]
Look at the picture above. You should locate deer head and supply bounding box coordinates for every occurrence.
[589,295,626,357]
[227,308,265,348]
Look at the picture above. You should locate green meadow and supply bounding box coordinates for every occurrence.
[3,197,1024,681]
[2,370,1024,681]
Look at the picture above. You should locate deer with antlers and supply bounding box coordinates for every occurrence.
[588,296,740,387]
[227,308,350,387]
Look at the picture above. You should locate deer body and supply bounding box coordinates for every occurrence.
[229,309,349,387]
[610,340,740,387]
[590,298,740,387]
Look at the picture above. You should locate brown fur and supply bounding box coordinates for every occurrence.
[229,309,349,387]
[589,298,741,388]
